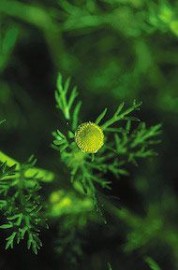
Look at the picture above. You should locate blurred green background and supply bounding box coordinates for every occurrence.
[0,0,178,269]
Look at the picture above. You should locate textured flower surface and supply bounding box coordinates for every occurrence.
[75,122,104,153]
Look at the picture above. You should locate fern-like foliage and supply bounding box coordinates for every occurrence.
[53,73,161,196]
[0,157,48,254]
[55,73,81,130]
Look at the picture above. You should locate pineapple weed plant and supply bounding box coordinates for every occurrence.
[0,73,161,266]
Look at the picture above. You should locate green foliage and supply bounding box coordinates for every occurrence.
[48,189,94,266]
[145,257,161,270]
[0,72,161,262]
[1,0,178,268]
[123,206,163,252]
[114,122,162,164]
[55,73,79,122]
[0,23,19,72]
[49,189,93,217]
[53,73,161,196]
[0,156,49,254]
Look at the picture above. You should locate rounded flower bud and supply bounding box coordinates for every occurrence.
[75,122,104,153]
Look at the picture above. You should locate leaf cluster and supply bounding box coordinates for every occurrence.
[53,74,161,197]
[0,157,48,254]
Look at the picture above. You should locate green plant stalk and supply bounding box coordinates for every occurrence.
[102,101,141,130]
[0,151,54,182]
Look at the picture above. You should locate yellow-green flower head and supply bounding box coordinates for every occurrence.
[75,122,104,153]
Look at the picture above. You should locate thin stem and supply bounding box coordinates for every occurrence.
[102,102,141,130]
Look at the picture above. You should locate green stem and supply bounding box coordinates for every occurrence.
[102,103,141,130]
